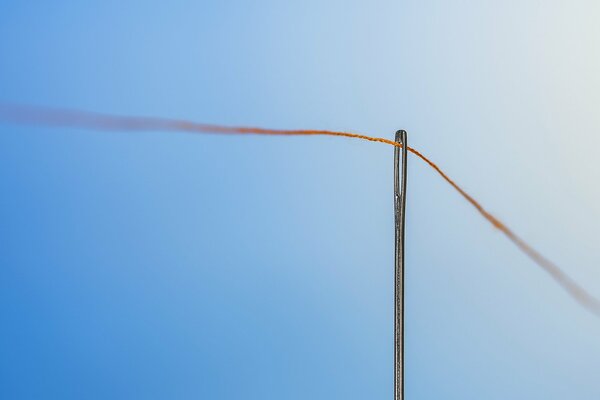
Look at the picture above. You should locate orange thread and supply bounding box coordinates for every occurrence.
[1,103,598,315]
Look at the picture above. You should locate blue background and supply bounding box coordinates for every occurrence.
[1,1,600,398]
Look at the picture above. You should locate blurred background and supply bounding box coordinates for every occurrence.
[1,0,600,398]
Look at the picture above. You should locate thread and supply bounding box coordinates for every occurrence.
[1,103,598,315]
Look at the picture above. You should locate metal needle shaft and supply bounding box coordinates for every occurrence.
[394,130,407,400]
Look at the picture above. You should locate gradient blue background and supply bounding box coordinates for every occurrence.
[1,1,600,398]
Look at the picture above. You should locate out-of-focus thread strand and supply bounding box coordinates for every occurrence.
[1,103,598,315]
